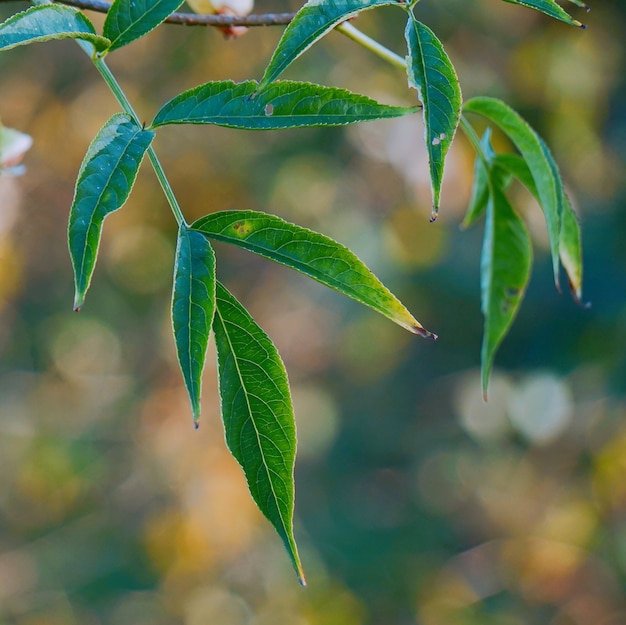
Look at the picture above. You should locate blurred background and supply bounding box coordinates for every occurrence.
[0,0,625,623]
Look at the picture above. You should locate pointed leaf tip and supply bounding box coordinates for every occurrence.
[412,325,438,340]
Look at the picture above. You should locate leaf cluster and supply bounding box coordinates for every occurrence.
[0,0,589,582]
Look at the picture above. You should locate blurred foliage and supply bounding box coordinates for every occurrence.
[0,0,625,623]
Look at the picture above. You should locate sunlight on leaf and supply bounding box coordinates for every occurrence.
[500,0,586,27]
[193,210,437,339]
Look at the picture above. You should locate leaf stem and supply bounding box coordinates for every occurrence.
[92,57,188,227]
[336,22,406,70]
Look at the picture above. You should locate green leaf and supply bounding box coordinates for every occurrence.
[172,226,217,426]
[494,152,584,304]
[192,210,436,339]
[464,97,563,289]
[212,281,305,585]
[405,14,462,219]
[68,114,154,310]
[462,128,496,229]
[103,0,184,51]
[151,80,418,130]
[257,0,401,92]
[0,5,110,55]
[481,182,532,397]
[500,0,585,27]
[559,198,583,304]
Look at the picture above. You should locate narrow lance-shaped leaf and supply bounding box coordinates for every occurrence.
[257,0,402,93]
[104,0,184,51]
[172,226,216,426]
[69,114,154,310]
[500,0,585,27]
[464,97,562,289]
[151,80,418,130]
[212,281,305,585]
[481,181,532,397]
[493,152,584,304]
[192,210,436,339]
[405,14,462,220]
[0,5,110,55]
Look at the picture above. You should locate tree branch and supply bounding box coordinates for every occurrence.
[0,0,296,26]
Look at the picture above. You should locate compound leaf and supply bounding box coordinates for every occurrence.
[500,0,585,27]
[192,210,436,339]
[104,0,184,51]
[213,281,305,585]
[151,80,418,130]
[172,226,216,426]
[464,97,563,289]
[69,114,154,310]
[405,14,462,219]
[0,5,110,55]
[481,181,532,396]
[258,0,401,92]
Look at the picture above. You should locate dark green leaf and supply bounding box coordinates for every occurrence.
[212,281,305,585]
[103,0,184,51]
[172,227,216,426]
[500,0,585,27]
[464,97,563,289]
[151,80,418,130]
[405,14,462,219]
[68,114,154,310]
[0,5,110,55]
[193,210,436,339]
[257,0,401,92]
[481,182,532,396]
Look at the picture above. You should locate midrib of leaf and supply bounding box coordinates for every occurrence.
[214,302,291,545]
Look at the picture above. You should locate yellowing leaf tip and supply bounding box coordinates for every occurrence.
[411,324,438,341]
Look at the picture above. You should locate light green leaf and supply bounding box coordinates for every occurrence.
[257,0,401,92]
[0,5,110,55]
[68,114,154,310]
[405,14,462,219]
[464,97,563,289]
[500,0,585,27]
[212,281,305,585]
[462,128,496,229]
[192,210,436,339]
[103,0,184,51]
[172,226,216,426]
[481,181,532,397]
[151,80,418,130]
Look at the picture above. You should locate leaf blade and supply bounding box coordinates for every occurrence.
[192,210,436,339]
[68,114,154,309]
[213,281,304,584]
[151,80,418,130]
[103,0,184,51]
[257,0,401,92]
[500,0,585,27]
[172,227,217,426]
[0,5,110,54]
[481,181,532,396]
[464,97,562,289]
[405,15,462,219]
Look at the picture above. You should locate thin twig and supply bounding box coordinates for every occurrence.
[0,0,296,26]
